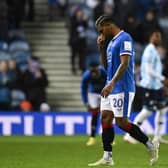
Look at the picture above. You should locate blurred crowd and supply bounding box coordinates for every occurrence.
[0,0,35,39]
[0,56,48,111]
[0,0,49,112]
[1,0,168,112]
[65,0,168,110]
[66,0,168,75]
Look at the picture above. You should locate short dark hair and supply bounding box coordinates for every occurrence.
[30,56,39,61]
[89,61,100,69]
[147,27,162,39]
[95,14,120,28]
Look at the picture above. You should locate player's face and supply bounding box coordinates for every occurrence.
[8,59,16,70]
[90,68,100,78]
[97,23,112,38]
[152,32,161,46]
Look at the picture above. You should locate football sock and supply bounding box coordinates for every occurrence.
[155,107,168,139]
[123,122,148,145]
[102,124,114,151]
[103,151,112,160]
[91,109,99,137]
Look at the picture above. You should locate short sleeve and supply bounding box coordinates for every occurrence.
[119,35,133,56]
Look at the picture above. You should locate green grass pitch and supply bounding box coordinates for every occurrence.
[0,135,168,168]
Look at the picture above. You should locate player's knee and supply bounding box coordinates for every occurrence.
[101,110,113,125]
[115,118,128,129]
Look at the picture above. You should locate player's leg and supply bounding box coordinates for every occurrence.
[88,97,114,166]
[70,46,77,74]
[134,108,152,125]
[113,92,159,165]
[88,110,114,166]
[91,108,99,137]
[124,107,152,144]
[154,106,168,144]
[116,117,159,165]
[86,93,100,146]
[116,117,150,145]
[154,89,168,143]
[101,110,114,160]
[86,108,99,146]
[124,88,153,143]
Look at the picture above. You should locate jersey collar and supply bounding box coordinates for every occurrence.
[149,43,156,49]
[112,30,124,41]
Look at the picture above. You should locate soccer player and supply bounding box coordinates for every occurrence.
[81,62,106,146]
[124,29,168,144]
[88,14,159,166]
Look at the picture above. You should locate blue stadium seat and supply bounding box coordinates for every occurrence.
[48,0,58,5]
[0,41,8,51]
[0,51,11,61]
[8,30,27,43]
[12,50,30,63]
[9,40,30,52]
[9,40,31,70]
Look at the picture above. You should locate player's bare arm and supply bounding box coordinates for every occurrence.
[146,62,165,81]
[101,54,130,97]
[162,78,168,87]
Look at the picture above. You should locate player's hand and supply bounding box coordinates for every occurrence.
[101,84,113,98]
[86,104,92,111]
[162,79,168,87]
[97,34,105,50]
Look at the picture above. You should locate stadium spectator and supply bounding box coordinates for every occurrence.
[0,0,8,41]
[88,14,159,166]
[57,0,68,17]
[0,41,10,61]
[7,0,26,29]
[123,13,141,44]
[8,59,26,110]
[138,9,161,44]
[85,0,98,9]
[112,0,136,28]
[123,13,144,65]
[48,0,67,21]
[0,60,11,110]
[159,0,168,17]
[68,7,88,74]
[93,0,105,22]
[103,1,114,16]
[124,29,168,144]
[135,0,158,22]
[48,0,59,21]
[22,56,49,111]
[81,62,106,146]
[25,0,35,21]
[85,27,100,69]
[8,34,30,72]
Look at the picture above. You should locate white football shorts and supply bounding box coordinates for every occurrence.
[100,92,135,117]
[88,92,101,109]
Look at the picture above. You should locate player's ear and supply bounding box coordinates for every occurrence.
[110,23,116,28]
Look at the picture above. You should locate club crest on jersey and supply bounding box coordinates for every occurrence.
[124,41,132,51]
[107,52,112,62]
[107,52,112,58]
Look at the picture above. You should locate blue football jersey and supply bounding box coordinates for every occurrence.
[81,66,107,104]
[106,31,135,93]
